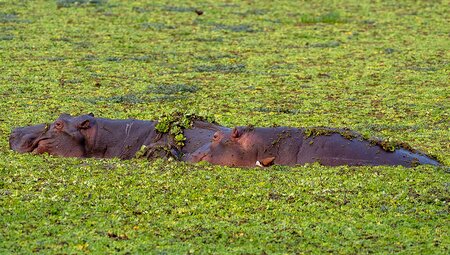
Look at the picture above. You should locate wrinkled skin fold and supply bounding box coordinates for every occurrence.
[9,114,441,167]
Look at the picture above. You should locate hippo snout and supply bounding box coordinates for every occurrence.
[9,124,48,153]
[184,151,208,163]
[9,128,26,151]
[8,129,19,150]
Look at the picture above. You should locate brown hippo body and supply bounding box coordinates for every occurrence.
[187,126,440,167]
[9,114,224,160]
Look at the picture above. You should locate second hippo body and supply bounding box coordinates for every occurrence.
[187,126,439,167]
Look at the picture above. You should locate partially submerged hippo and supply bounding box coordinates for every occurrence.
[10,114,440,167]
[187,126,441,167]
[9,113,226,160]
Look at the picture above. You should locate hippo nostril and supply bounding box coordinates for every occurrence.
[54,121,64,130]
[212,131,222,141]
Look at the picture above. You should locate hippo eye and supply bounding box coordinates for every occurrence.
[213,133,220,141]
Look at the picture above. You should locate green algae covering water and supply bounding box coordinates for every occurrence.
[0,0,448,253]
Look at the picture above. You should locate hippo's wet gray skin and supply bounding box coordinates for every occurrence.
[187,127,441,167]
[9,113,225,160]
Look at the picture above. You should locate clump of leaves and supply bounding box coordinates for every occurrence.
[155,111,214,147]
[304,127,358,140]
[376,138,397,152]
[367,137,416,152]
[300,11,342,24]
[135,144,180,161]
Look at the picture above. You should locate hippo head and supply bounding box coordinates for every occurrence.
[9,113,97,157]
[189,127,275,167]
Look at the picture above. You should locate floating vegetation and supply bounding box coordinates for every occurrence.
[1,0,448,253]
[254,107,299,115]
[233,9,269,16]
[365,124,420,132]
[304,127,358,140]
[408,66,439,72]
[194,64,246,73]
[163,6,197,13]
[73,41,93,49]
[196,54,237,61]
[0,35,13,40]
[148,95,188,102]
[105,56,122,62]
[58,78,83,85]
[213,24,260,33]
[45,56,66,61]
[56,0,106,8]
[84,94,145,105]
[362,19,376,25]
[107,94,144,104]
[155,111,213,147]
[83,54,97,61]
[299,11,343,24]
[193,37,224,42]
[0,13,19,23]
[384,48,396,54]
[85,84,200,105]
[141,22,176,30]
[130,55,156,62]
[147,84,199,95]
[307,41,341,48]
[131,6,148,13]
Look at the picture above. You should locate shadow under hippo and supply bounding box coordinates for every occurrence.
[186,126,441,168]
[9,114,440,168]
[9,113,226,160]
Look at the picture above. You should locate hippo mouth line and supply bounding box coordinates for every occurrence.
[28,137,51,153]
[191,153,208,163]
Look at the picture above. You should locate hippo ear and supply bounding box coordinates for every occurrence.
[231,127,240,139]
[78,120,91,129]
[88,112,95,117]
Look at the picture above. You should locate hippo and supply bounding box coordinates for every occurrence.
[10,114,441,167]
[9,113,226,160]
[186,126,441,167]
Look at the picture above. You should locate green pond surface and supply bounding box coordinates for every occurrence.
[0,0,448,253]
